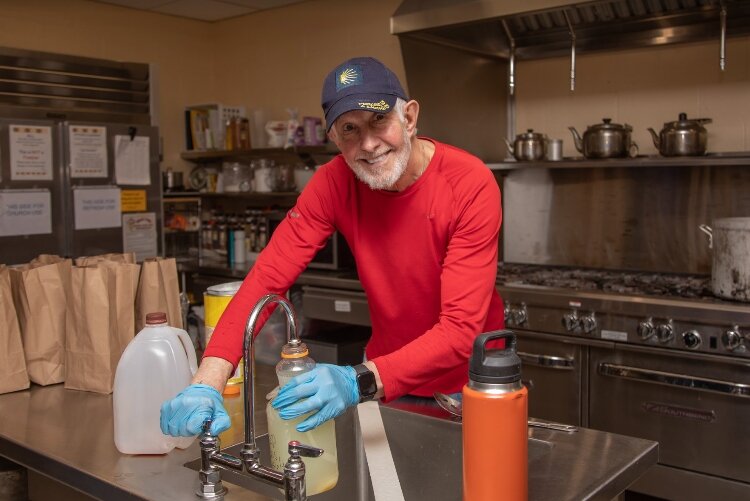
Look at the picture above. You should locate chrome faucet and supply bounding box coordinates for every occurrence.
[197,293,323,501]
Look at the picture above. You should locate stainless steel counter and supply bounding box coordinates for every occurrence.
[0,363,657,500]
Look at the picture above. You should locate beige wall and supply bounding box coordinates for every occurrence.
[2,0,748,174]
[515,38,750,157]
[0,0,405,175]
[0,0,218,173]
[211,0,405,136]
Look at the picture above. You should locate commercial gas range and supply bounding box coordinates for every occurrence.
[497,263,750,501]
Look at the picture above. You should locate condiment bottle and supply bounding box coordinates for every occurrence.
[463,330,528,501]
[266,340,339,495]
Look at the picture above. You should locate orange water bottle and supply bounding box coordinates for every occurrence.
[463,330,528,501]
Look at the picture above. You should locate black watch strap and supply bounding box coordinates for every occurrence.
[353,364,377,403]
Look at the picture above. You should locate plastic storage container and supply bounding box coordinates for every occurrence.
[113,312,198,454]
[266,340,338,495]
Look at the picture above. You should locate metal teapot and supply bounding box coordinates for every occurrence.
[569,118,638,159]
[647,113,712,157]
[505,129,547,161]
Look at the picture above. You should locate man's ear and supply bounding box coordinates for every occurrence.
[327,128,338,146]
[403,100,419,136]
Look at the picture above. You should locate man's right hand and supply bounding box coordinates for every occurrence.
[160,384,231,436]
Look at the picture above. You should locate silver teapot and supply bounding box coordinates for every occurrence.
[505,129,547,161]
[647,113,712,157]
[569,118,638,159]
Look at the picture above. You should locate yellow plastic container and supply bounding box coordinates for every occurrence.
[204,281,243,395]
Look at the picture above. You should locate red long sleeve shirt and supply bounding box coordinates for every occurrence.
[204,138,504,401]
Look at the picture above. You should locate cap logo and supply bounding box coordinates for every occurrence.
[357,99,390,112]
[336,65,362,91]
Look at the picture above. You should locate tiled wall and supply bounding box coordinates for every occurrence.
[515,38,750,157]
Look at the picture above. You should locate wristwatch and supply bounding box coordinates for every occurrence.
[352,364,377,403]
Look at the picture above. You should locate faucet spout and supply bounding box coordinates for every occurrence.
[241,293,300,468]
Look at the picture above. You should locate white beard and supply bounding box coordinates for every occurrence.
[346,126,412,190]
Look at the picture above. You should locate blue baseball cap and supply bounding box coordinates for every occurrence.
[321,57,408,132]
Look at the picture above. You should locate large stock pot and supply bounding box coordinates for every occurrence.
[700,217,750,301]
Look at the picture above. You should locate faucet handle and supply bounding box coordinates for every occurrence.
[288,440,323,458]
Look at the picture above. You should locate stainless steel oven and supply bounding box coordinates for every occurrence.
[497,263,750,501]
[515,331,590,427]
[589,344,750,500]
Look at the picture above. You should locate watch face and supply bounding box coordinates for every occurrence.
[355,365,377,401]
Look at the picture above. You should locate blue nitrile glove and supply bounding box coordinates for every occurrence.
[271,364,359,432]
[160,384,231,437]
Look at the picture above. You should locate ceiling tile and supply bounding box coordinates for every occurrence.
[152,0,255,21]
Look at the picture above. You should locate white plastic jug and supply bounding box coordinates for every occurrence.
[113,311,198,454]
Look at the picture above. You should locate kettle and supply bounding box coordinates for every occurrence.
[504,129,547,161]
[569,118,638,159]
[647,113,712,157]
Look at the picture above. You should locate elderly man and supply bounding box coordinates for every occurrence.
[161,56,503,436]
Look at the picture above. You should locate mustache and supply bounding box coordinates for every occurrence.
[355,148,391,162]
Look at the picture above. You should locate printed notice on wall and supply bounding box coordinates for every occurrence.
[121,189,147,212]
[73,186,121,230]
[10,125,53,181]
[69,125,107,178]
[122,212,157,261]
[0,189,52,236]
[114,135,150,185]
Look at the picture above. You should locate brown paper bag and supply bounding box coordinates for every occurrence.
[75,253,136,266]
[65,260,140,394]
[0,265,30,394]
[10,256,71,385]
[135,257,182,332]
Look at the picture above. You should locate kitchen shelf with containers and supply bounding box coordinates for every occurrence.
[493,115,750,170]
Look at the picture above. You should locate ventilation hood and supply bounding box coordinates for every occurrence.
[391,0,750,61]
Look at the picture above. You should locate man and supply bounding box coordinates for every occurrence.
[160,56,504,437]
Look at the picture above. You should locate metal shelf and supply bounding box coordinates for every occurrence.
[180,145,338,163]
[488,153,750,171]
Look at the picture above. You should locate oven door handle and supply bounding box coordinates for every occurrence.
[598,363,750,399]
[517,351,575,370]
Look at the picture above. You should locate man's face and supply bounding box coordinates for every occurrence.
[328,109,412,190]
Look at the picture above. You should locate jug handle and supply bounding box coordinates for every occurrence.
[175,328,199,375]
[698,224,713,250]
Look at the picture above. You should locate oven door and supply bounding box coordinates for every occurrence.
[515,331,595,427]
[590,344,750,485]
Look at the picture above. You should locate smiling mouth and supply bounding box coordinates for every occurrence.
[358,150,391,165]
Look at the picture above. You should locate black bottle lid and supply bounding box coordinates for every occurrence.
[468,330,522,384]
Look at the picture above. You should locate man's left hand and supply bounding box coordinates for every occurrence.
[271,363,359,432]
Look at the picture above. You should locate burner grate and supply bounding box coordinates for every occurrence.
[498,264,713,300]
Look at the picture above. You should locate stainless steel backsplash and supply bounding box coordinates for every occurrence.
[502,165,750,274]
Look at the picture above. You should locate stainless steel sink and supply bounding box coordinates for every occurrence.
[185,404,554,500]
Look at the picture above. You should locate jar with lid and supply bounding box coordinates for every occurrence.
[222,162,252,192]
[294,163,314,192]
[253,159,275,193]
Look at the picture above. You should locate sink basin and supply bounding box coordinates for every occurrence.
[185,404,553,500]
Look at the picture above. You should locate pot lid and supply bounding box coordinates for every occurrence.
[713,217,750,230]
[587,118,632,132]
[516,128,546,140]
[663,112,713,132]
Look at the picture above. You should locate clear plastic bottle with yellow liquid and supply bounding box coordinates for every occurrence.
[266,340,338,495]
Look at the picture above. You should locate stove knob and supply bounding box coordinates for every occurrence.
[562,311,579,332]
[682,330,702,349]
[580,312,597,334]
[722,325,744,351]
[504,303,513,325]
[637,319,655,340]
[511,303,528,326]
[656,321,674,343]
